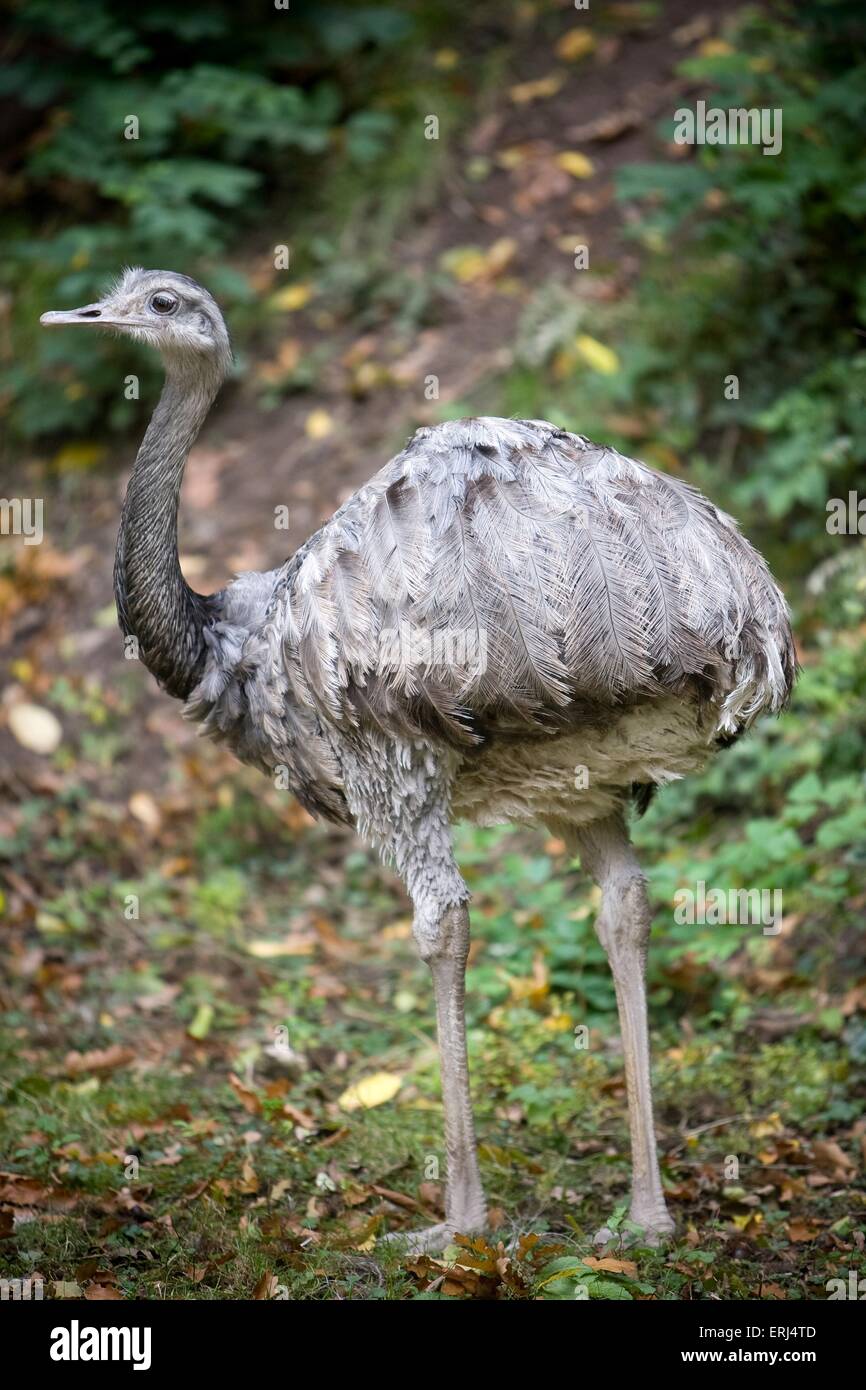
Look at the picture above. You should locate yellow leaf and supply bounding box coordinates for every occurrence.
[485,237,518,275]
[555,151,595,179]
[496,144,534,170]
[749,1112,784,1139]
[53,443,106,472]
[507,955,549,1006]
[440,247,488,283]
[36,911,67,935]
[542,1012,573,1032]
[434,48,459,70]
[270,283,314,312]
[556,30,596,61]
[440,238,517,285]
[575,334,620,374]
[246,935,315,957]
[305,409,334,440]
[256,337,302,385]
[128,791,161,831]
[732,1211,763,1231]
[699,39,735,57]
[509,73,564,106]
[338,1071,402,1112]
[7,702,62,754]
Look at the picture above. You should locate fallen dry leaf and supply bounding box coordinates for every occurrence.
[253,1271,281,1299]
[699,38,735,57]
[583,1255,638,1276]
[568,108,642,143]
[256,338,302,385]
[440,238,517,285]
[786,1218,822,1242]
[673,15,713,47]
[575,334,620,374]
[237,1157,259,1195]
[555,150,595,179]
[270,283,314,312]
[128,791,161,831]
[282,1102,318,1129]
[7,702,62,754]
[153,1143,183,1167]
[338,1071,402,1112]
[246,934,316,958]
[556,29,596,62]
[229,1074,262,1115]
[305,409,334,440]
[811,1140,856,1182]
[509,73,564,106]
[64,1045,135,1077]
[0,1176,79,1211]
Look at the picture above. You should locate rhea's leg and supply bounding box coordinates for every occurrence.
[406,899,487,1251]
[558,812,674,1244]
[338,735,486,1254]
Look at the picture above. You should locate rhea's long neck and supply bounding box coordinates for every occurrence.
[114,356,224,700]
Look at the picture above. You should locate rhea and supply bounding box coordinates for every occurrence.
[42,269,794,1251]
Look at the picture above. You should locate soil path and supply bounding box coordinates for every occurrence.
[2,0,704,793]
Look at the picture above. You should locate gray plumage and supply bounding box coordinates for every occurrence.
[42,269,796,1252]
[190,414,794,818]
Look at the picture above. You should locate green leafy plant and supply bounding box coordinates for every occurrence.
[0,1,414,440]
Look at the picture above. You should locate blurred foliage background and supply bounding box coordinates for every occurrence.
[0,0,445,435]
[1,0,865,1299]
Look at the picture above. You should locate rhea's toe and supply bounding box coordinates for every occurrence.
[380,1222,454,1255]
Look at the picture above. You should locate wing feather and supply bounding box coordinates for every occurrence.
[272,418,794,749]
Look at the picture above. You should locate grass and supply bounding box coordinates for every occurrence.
[1,743,864,1300]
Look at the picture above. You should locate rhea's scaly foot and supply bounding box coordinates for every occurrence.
[593,1208,675,1250]
[381,1221,457,1255]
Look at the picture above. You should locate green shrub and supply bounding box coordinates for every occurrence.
[0,1,414,441]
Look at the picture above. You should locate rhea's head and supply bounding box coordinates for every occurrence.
[40,268,232,378]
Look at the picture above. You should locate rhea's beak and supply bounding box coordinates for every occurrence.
[40,301,118,328]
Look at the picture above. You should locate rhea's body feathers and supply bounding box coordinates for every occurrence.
[185,417,795,826]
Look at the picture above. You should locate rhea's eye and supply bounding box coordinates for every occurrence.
[150,292,178,315]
